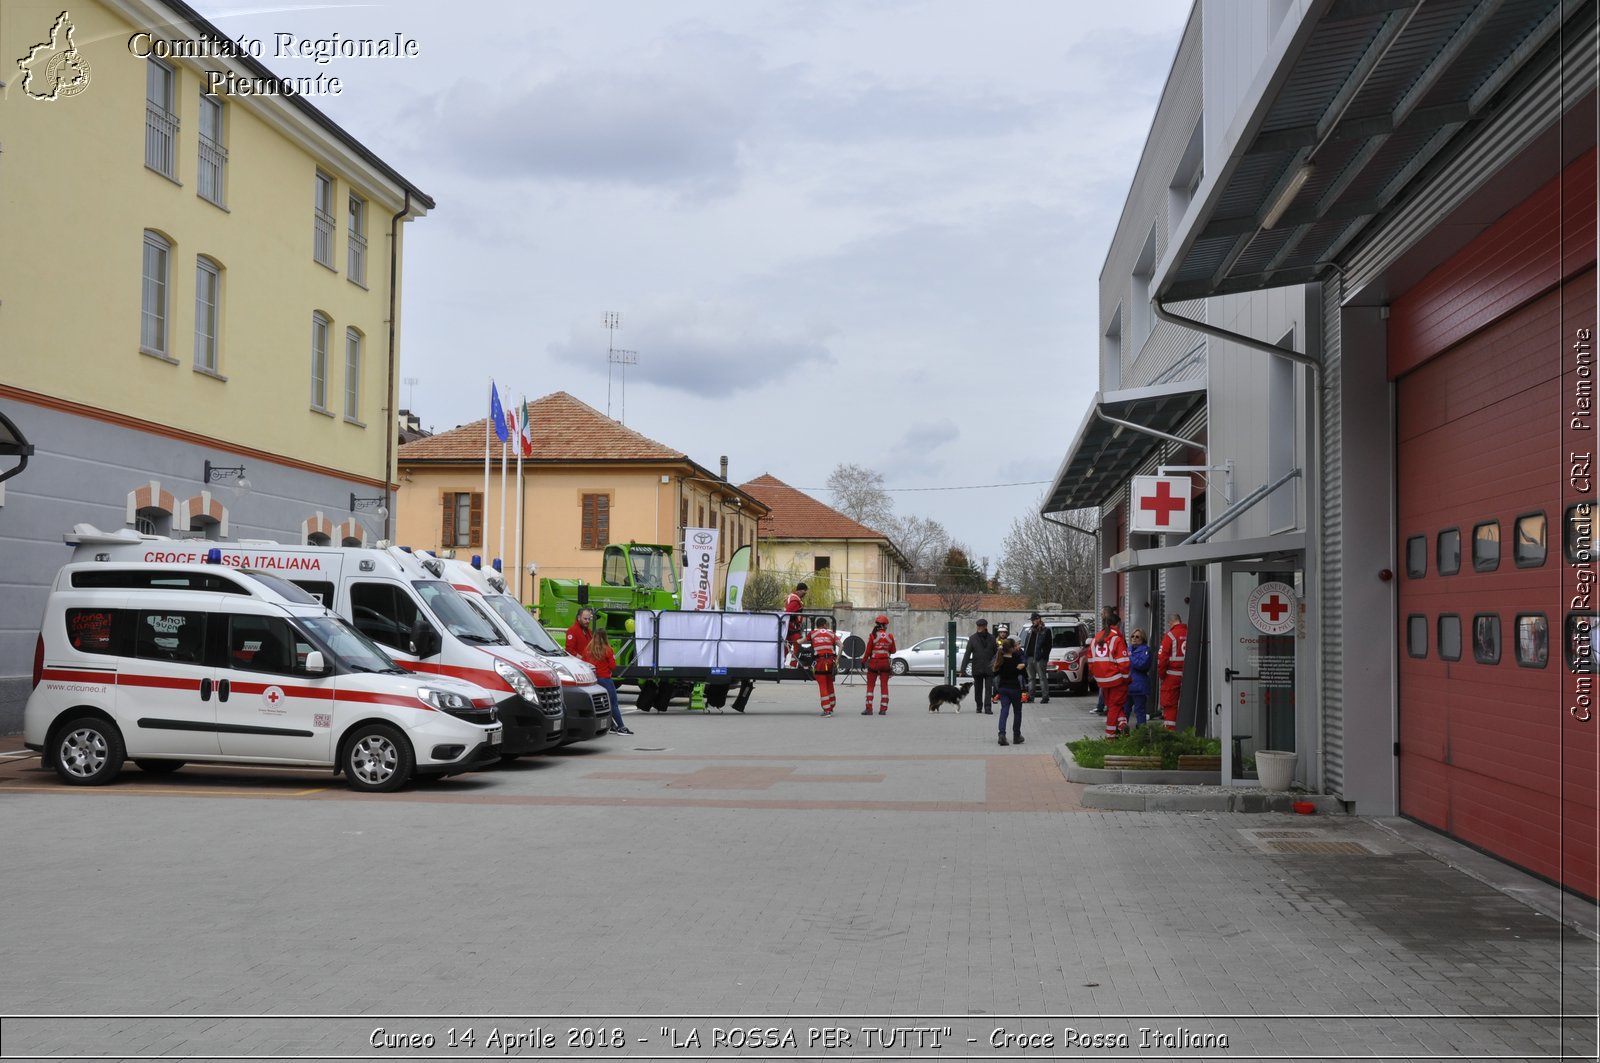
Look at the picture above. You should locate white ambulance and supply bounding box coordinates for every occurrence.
[436,557,615,742]
[64,527,567,757]
[25,562,502,791]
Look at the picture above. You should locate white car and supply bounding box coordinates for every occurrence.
[890,635,969,675]
[25,562,502,792]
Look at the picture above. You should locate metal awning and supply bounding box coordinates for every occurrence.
[1043,379,1205,513]
[1109,532,1306,574]
[0,409,34,485]
[1156,0,1572,303]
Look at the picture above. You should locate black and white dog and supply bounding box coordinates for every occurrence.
[927,681,973,712]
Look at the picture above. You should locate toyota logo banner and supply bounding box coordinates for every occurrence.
[681,527,720,611]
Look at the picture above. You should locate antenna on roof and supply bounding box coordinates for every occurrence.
[604,311,639,423]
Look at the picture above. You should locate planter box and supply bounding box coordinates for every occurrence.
[1177,755,1221,771]
[1104,755,1162,771]
[1057,746,1221,786]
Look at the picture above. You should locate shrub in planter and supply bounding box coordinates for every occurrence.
[1067,724,1221,770]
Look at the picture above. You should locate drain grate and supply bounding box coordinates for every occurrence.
[1265,839,1375,855]
[1253,830,1318,839]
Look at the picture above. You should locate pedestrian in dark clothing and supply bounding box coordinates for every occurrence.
[993,637,1026,746]
[1022,613,1053,704]
[959,619,999,716]
[1127,628,1153,728]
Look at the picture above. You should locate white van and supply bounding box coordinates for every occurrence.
[65,528,567,757]
[436,558,615,743]
[25,562,502,791]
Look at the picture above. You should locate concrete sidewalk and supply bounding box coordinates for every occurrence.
[2,677,1594,1061]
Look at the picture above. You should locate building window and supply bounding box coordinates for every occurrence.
[1565,502,1596,563]
[194,257,221,373]
[1472,614,1501,664]
[680,497,688,530]
[441,492,482,548]
[1515,614,1548,668]
[581,493,610,550]
[1514,512,1547,567]
[1473,521,1500,571]
[343,328,362,421]
[197,92,227,206]
[307,531,332,546]
[347,193,368,287]
[313,172,336,268]
[145,59,178,179]
[1405,535,1426,578]
[1406,614,1427,658]
[310,312,330,411]
[1438,614,1461,661]
[140,232,171,357]
[1437,528,1460,576]
[814,555,831,573]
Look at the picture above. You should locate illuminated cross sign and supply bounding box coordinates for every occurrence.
[1131,475,1192,534]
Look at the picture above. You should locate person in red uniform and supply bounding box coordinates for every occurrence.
[862,614,896,715]
[1085,606,1130,737]
[784,581,808,666]
[565,607,596,659]
[810,618,839,716]
[1156,612,1187,732]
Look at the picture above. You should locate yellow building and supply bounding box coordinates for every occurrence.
[737,475,907,609]
[395,392,770,605]
[0,0,430,729]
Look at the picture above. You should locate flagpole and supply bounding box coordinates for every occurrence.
[498,438,508,570]
[482,380,493,547]
[514,399,525,602]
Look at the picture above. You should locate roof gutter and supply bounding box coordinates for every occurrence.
[1152,298,1321,373]
[382,189,409,541]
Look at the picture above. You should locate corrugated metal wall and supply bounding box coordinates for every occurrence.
[1319,272,1345,798]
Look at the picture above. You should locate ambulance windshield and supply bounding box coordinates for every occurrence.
[300,616,407,674]
[483,594,562,652]
[415,581,505,644]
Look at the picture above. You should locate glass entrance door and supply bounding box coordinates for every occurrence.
[1220,566,1301,784]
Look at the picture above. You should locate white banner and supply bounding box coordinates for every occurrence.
[681,527,720,611]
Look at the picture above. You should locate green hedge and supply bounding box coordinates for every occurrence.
[1067,724,1221,770]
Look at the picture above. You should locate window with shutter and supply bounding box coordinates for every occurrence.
[441,492,485,548]
[469,493,484,547]
[581,493,610,550]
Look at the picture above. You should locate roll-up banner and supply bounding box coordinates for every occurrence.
[682,527,720,611]
[724,544,752,611]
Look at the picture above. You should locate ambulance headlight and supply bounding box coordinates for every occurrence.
[493,659,537,700]
[417,686,474,711]
[549,660,578,683]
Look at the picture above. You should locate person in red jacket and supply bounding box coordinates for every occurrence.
[784,581,808,666]
[1156,613,1188,732]
[565,607,595,659]
[1085,607,1130,737]
[584,627,632,735]
[810,617,839,716]
[862,614,896,715]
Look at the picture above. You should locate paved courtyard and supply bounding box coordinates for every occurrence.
[1,675,1594,1061]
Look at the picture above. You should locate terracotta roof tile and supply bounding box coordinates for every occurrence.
[906,592,1033,611]
[398,391,684,463]
[739,474,894,543]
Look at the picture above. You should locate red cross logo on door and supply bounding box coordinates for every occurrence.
[1247,581,1297,635]
[1259,595,1288,622]
[262,685,286,707]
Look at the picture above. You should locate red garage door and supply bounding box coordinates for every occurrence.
[1392,151,1597,897]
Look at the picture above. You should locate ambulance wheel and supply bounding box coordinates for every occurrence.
[891,659,909,676]
[53,716,125,786]
[343,723,413,793]
[134,759,185,774]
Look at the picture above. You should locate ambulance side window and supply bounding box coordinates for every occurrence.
[349,582,417,653]
[226,614,306,676]
[66,608,132,656]
[134,610,206,664]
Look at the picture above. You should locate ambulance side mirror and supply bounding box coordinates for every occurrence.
[303,650,329,675]
[410,622,442,659]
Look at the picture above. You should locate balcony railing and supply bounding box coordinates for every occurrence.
[197,135,228,206]
[313,209,335,267]
[348,230,367,286]
[145,104,178,179]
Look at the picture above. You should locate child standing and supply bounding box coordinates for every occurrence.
[993,637,1026,746]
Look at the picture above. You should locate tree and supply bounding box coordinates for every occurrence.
[933,570,983,619]
[742,568,785,612]
[882,513,950,584]
[827,463,893,532]
[999,500,1097,607]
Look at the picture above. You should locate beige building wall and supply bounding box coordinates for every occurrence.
[758,539,902,609]
[0,0,413,483]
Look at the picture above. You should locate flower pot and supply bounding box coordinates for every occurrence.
[1254,749,1297,791]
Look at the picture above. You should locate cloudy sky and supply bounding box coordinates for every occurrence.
[208,0,1191,572]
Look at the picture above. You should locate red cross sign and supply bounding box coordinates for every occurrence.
[1131,475,1192,534]
[1247,582,1297,635]
[262,685,286,707]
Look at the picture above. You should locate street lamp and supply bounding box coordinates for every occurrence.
[203,460,250,492]
[350,493,389,517]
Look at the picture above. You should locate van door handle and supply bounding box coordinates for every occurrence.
[218,679,230,702]
[200,678,212,701]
